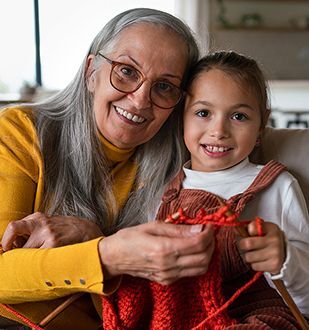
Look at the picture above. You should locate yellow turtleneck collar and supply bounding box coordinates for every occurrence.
[98,133,136,166]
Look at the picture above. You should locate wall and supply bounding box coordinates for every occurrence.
[209,0,309,80]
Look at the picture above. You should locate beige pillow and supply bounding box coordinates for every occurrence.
[250,127,309,208]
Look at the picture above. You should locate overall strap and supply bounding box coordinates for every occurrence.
[229,160,286,213]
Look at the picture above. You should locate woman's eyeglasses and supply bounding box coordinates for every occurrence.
[97,52,183,109]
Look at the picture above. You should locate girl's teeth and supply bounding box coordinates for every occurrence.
[206,145,229,153]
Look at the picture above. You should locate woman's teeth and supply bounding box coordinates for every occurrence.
[115,106,145,123]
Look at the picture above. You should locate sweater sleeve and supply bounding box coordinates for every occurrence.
[0,107,105,303]
[0,238,103,303]
[267,176,309,318]
[0,107,42,232]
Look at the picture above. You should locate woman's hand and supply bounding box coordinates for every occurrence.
[99,221,214,285]
[1,212,103,251]
[238,221,286,275]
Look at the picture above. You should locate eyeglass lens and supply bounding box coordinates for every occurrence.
[111,63,181,109]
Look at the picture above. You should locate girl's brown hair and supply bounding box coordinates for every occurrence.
[187,50,270,129]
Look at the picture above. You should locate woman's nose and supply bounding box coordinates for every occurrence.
[127,82,152,109]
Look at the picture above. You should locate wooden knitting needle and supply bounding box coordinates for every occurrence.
[1,245,85,327]
[217,198,309,330]
[164,209,186,223]
[39,293,84,327]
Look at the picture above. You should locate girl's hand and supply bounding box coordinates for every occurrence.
[1,212,103,251]
[238,220,286,275]
[99,221,215,285]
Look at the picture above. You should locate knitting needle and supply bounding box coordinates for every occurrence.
[217,199,309,330]
[39,293,84,327]
[164,209,185,223]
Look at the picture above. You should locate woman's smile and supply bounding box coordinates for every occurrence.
[114,105,146,124]
[88,23,188,149]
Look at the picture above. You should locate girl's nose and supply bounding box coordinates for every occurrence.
[209,118,229,139]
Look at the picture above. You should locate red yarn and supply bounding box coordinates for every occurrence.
[0,303,44,330]
[101,204,265,330]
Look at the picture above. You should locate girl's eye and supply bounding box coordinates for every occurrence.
[232,113,248,121]
[196,110,209,117]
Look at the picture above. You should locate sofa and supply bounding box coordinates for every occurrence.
[250,127,309,208]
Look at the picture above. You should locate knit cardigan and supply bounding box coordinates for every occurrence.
[101,161,303,329]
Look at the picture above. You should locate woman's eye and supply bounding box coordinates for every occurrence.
[117,65,140,81]
[232,113,248,121]
[153,82,176,96]
[120,66,135,77]
[196,110,209,117]
[156,82,172,92]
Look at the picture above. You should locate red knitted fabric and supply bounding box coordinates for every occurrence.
[101,205,263,330]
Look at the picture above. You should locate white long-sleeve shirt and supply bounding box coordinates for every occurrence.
[183,157,309,317]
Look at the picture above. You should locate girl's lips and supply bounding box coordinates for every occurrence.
[201,144,233,158]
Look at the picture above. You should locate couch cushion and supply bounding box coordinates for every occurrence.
[250,127,309,208]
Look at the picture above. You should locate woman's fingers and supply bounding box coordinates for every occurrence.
[133,265,209,285]
[148,221,205,237]
[99,221,215,283]
[1,218,37,251]
[1,213,103,251]
[145,222,214,255]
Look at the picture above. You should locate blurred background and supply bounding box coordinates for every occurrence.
[0,0,308,128]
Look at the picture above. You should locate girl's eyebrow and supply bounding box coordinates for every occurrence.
[230,103,256,111]
[188,100,256,112]
[188,100,213,107]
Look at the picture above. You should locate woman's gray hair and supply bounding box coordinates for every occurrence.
[28,8,199,234]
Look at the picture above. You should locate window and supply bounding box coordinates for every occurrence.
[0,1,175,94]
[0,0,35,95]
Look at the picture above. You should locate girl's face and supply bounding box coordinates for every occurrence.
[184,69,261,172]
[87,23,188,149]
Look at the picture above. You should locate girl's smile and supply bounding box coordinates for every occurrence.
[184,68,262,172]
[201,144,233,158]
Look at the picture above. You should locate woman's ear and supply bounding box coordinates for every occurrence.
[85,55,96,92]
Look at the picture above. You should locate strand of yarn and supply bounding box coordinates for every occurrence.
[167,205,264,330]
[0,244,44,329]
[0,303,44,330]
[101,205,264,330]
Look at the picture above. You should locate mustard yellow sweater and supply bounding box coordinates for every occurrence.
[0,107,137,329]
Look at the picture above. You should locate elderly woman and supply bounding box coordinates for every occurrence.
[0,8,215,329]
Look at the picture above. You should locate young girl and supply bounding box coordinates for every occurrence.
[99,51,309,329]
[182,50,309,319]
